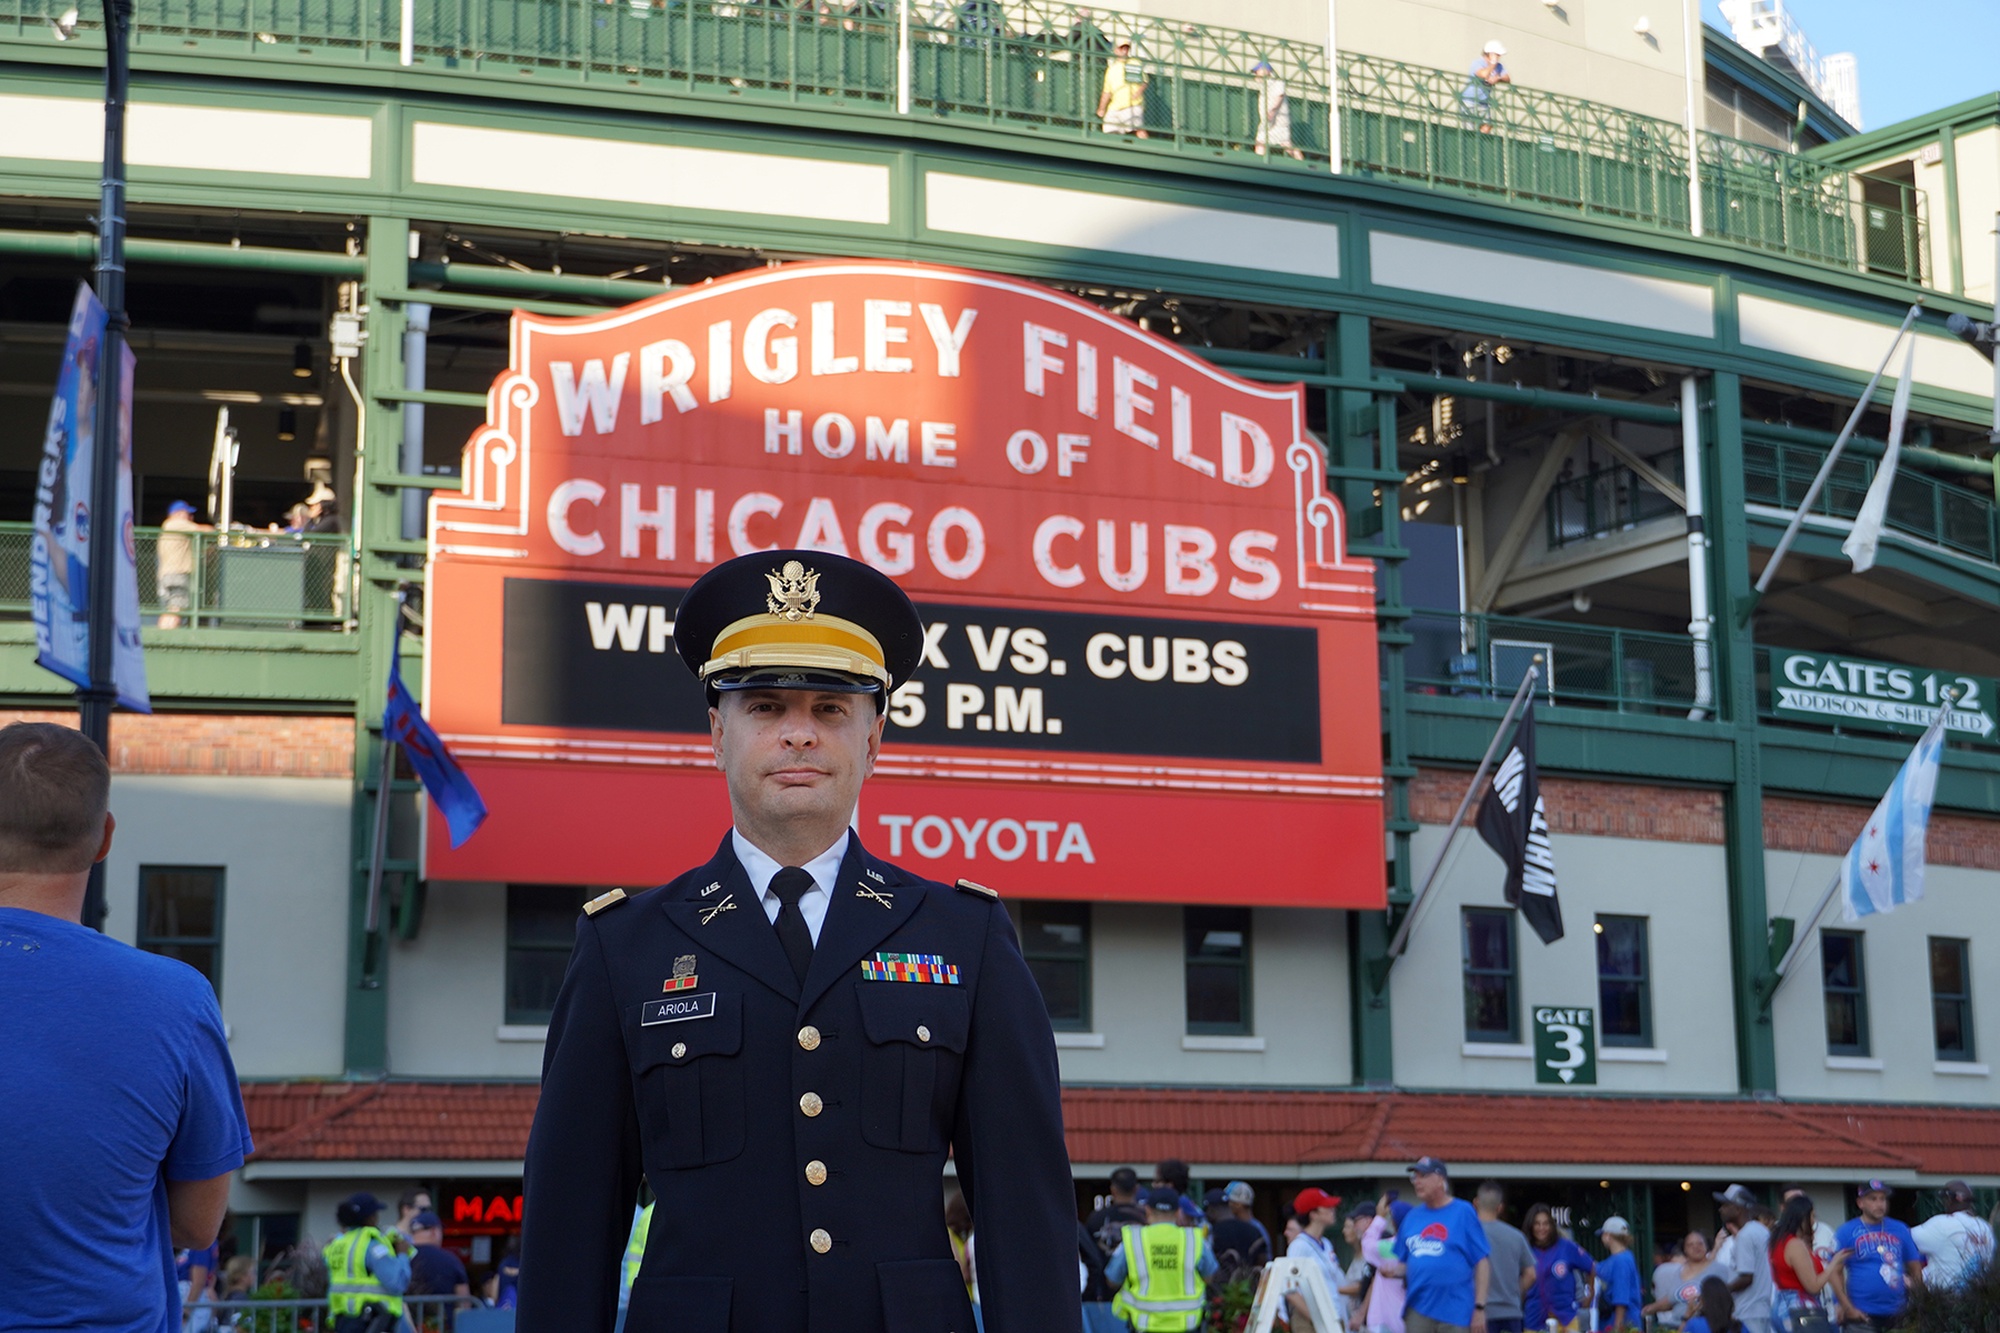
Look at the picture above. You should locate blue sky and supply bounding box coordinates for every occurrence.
[1705,0,1999,130]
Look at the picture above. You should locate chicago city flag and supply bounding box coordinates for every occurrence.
[1841,706,1947,921]
[1476,699,1565,943]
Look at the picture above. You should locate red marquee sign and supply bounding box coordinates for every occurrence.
[424,260,1383,908]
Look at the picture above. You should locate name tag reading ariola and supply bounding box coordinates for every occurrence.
[641,993,717,1025]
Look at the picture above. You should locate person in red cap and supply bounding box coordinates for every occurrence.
[1282,1187,1343,1331]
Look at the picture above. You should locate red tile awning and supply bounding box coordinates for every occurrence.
[237,1082,2000,1180]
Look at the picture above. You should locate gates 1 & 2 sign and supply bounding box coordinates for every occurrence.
[423,260,1383,907]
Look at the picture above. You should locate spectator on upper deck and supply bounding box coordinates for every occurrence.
[1462,41,1510,127]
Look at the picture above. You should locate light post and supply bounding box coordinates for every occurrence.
[77,0,136,933]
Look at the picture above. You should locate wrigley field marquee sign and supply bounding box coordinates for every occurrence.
[423,260,1384,907]
[1769,649,1996,743]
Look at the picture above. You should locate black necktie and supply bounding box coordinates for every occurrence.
[769,867,816,985]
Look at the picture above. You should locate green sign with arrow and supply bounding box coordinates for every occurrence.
[1533,1006,1597,1085]
[1768,650,1996,743]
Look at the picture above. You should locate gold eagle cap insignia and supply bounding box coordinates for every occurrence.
[766,560,822,621]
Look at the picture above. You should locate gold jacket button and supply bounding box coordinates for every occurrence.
[671,1042,687,1059]
[799,1092,824,1117]
[810,1228,833,1254]
[805,1160,828,1186]
[917,1024,931,1043]
[797,1025,821,1051]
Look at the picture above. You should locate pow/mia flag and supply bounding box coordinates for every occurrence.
[1475,700,1564,943]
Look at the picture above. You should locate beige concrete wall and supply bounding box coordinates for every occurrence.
[1391,825,1740,1093]
[385,879,550,1078]
[1952,125,2000,304]
[1769,852,2000,1105]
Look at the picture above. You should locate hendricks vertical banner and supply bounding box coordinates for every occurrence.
[31,283,150,712]
[423,260,1383,907]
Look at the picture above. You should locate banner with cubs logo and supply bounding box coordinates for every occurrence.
[422,260,1383,907]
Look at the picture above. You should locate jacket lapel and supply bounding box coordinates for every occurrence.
[799,837,922,1014]
[660,837,800,1004]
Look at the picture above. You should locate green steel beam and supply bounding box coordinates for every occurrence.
[371,387,489,411]
[1710,371,1779,1088]
[342,213,414,1079]
[0,227,364,276]
[0,625,360,705]
[1395,373,1683,425]
[375,285,607,318]
[1404,698,1735,784]
[1743,418,1992,480]
[410,259,673,302]
[1336,312,1397,1086]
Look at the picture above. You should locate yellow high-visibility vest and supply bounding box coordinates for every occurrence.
[1111,1222,1205,1332]
[622,1203,655,1299]
[324,1226,404,1319]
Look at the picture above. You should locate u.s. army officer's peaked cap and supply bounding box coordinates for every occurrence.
[673,549,925,695]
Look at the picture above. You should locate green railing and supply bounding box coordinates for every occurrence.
[1545,452,1685,550]
[1743,435,1995,562]
[0,522,354,630]
[1338,51,1927,284]
[0,2,1934,283]
[0,0,1330,166]
[1339,53,1691,231]
[1405,608,1707,716]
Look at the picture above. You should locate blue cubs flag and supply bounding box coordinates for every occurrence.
[1841,704,1946,921]
[383,638,487,848]
[1475,699,1564,944]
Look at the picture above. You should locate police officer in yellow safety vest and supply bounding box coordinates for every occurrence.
[323,1192,415,1333]
[1105,1188,1218,1331]
[615,1202,655,1333]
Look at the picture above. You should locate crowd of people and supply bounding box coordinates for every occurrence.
[1061,1159,1996,1333]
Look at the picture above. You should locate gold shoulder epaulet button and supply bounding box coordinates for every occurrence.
[955,879,998,900]
[583,888,629,917]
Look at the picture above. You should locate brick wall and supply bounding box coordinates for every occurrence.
[1415,770,2000,869]
[0,710,353,778]
[1412,768,1726,843]
[1764,794,2000,871]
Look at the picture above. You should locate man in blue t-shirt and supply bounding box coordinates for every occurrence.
[1394,1156,1493,1333]
[1594,1218,1644,1331]
[0,723,254,1333]
[1831,1180,1924,1330]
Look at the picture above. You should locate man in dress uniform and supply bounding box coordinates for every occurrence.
[518,551,1079,1333]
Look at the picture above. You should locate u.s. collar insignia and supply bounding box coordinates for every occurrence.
[700,881,723,897]
[865,868,886,884]
[664,954,699,993]
[862,952,960,984]
[766,560,821,621]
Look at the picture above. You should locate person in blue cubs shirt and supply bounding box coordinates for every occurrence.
[1524,1203,1596,1331]
[1831,1180,1924,1330]
[1594,1217,1644,1332]
[0,722,254,1333]
[1394,1157,1492,1333]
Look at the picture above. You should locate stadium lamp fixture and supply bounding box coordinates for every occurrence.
[1946,312,1997,364]
[49,6,78,39]
[277,409,298,442]
[292,342,315,378]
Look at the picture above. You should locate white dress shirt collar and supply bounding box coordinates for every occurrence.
[732,828,849,945]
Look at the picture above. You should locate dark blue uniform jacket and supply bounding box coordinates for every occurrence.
[518,834,1080,1333]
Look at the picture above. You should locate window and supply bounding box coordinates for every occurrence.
[1821,930,1870,1057]
[1184,907,1251,1034]
[1462,908,1519,1043]
[1014,901,1090,1030]
[1595,915,1653,1048]
[505,885,590,1026]
[138,866,224,995]
[1931,937,1975,1062]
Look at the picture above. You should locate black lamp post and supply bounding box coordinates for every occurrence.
[77,0,135,933]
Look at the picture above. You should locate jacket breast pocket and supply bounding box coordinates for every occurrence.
[630,992,745,1169]
[856,983,969,1153]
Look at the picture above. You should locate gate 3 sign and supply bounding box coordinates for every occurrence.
[1769,650,1997,743]
[423,260,1384,907]
[1533,1007,1597,1086]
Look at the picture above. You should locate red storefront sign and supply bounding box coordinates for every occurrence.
[424,260,1382,907]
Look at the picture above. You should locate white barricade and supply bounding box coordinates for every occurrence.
[1244,1256,1347,1333]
